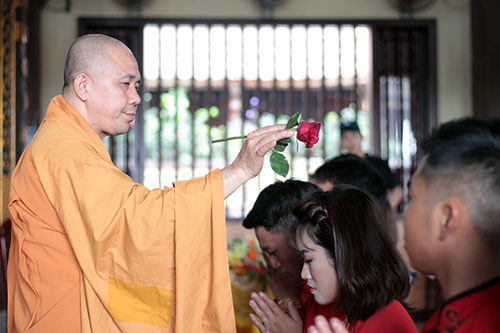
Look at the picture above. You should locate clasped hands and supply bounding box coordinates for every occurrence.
[248,253,303,333]
[248,292,302,333]
[249,297,348,333]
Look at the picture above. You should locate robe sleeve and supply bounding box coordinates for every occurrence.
[35,141,236,332]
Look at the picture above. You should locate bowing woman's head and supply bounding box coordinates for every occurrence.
[291,185,410,321]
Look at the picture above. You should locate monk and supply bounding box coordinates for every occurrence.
[7,34,294,332]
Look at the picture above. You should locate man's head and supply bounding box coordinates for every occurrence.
[404,118,500,274]
[310,154,387,208]
[243,180,320,279]
[340,121,363,156]
[62,34,141,139]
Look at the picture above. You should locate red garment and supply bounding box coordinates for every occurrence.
[300,283,417,332]
[421,277,500,333]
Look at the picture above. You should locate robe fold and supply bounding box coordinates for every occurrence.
[8,95,236,332]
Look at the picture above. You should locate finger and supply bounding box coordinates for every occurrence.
[257,292,282,315]
[249,313,267,332]
[247,124,288,137]
[314,315,334,333]
[252,292,279,318]
[287,300,302,322]
[254,131,294,157]
[249,298,269,325]
[329,318,349,333]
[308,327,320,333]
[246,125,294,143]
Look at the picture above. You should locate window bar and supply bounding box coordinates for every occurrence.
[190,24,196,179]
[353,25,359,121]
[337,25,344,121]
[240,24,247,218]
[392,28,399,165]
[403,29,416,207]
[305,24,311,175]
[125,132,130,175]
[135,29,145,184]
[157,24,163,187]
[321,24,327,159]
[272,25,278,185]
[398,29,406,188]
[378,29,387,160]
[410,29,418,165]
[223,24,229,169]
[414,30,424,150]
[174,26,181,181]
[288,24,295,176]
[256,23,263,186]
[384,29,391,160]
[207,24,213,173]
[110,136,116,165]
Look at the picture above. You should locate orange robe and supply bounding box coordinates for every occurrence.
[8,95,236,332]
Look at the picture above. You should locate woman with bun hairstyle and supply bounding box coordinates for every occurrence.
[291,185,416,332]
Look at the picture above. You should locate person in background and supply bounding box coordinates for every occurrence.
[250,186,415,332]
[7,34,294,332]
[339,121,403,210]
[309,154,398,244]
[307,117,500,333]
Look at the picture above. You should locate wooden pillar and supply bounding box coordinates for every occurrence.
[471,0,500,118]
[1,0,17,224]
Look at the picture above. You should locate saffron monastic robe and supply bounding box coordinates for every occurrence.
[8,95,236,332]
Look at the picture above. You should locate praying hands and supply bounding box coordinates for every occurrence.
[249,292,303,333]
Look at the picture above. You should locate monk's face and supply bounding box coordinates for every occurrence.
[86,46,141,139]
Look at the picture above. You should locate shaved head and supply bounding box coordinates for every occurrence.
[63,34,132,91]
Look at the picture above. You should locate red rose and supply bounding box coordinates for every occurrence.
[297,121,321,148]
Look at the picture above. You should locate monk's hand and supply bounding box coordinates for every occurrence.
[222,124,294,199]
[249,292,302,333]
[307,316,348,333]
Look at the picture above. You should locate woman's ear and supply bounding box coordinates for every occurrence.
[73,74,90,101]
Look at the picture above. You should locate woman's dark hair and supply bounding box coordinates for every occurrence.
[291,185,410,322]
[243,179,321,236]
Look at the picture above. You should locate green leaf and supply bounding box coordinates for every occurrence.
[286,112,302,129]
[277,137,292,145]
[270,152,289,177]
[274,137,292,152]
[274,143,287,152]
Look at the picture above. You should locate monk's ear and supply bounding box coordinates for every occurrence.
[73,74,90,101]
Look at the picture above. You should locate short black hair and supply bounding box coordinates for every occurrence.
[310,154,387,207]
[340,121,360,134]
[242,179,320,236]
[419,117,500,250]
[291,186,410,322]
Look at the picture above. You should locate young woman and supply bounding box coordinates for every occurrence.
[291,185,416,332]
